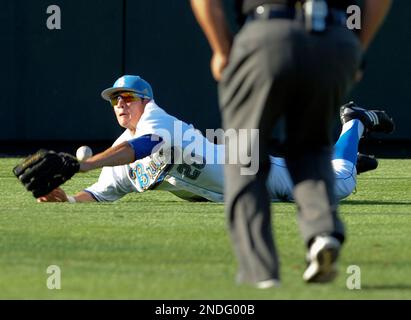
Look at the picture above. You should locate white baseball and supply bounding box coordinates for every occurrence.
[76,145,93,161]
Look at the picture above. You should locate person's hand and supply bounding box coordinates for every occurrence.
[13,149,80,198]
[211,51,229,81]
[37,187,69,202]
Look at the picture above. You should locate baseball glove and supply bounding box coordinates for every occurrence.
[13,149,80,198]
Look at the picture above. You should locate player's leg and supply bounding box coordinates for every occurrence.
[355,153,378,175]
[340,101,395,135]
[266,157,294,202]
[334,101,395,165]
[332,118,364,200]
[333,118,364,165]
[334,102,396,200]
[266,103,394,202]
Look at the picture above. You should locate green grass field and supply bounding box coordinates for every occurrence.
[1,158,410,299]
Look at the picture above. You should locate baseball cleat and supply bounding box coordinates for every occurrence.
[255,279,281,289]
[356,153,379,175]
[303,235,341,284]
[340,101,395,134]
[236,273,281,289]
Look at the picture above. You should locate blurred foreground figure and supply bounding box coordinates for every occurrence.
[191,0,392,286]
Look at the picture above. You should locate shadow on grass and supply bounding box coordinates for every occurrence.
[362,284,411,291]
[341,200,411,206]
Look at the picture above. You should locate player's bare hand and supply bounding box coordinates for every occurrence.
[37,187,68,202]
[211,51,229,81]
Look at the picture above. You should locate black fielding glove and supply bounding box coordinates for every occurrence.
[13,149,80,198]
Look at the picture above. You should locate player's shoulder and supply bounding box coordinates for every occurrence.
[112,129,133,146]
[142,101,169,118]
[138,101,181,130]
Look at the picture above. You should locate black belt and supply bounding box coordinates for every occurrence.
[246,4,347,27]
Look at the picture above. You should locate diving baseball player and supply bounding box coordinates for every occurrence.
[13,75,395,204]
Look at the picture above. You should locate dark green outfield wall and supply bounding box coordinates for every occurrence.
[0,0,409,143]
[351,0,411,141]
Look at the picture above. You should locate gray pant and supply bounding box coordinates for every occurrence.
[219,18,362,284]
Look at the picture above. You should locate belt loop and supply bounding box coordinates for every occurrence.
[303,0,329,33]
[255,5,269,19]
[294,1,304,22]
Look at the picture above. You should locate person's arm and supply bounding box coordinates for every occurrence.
[37,188,96,203]
[79,141,135,173]
[359,0,392,52]
[36,142,134,203]
[190,0,233,81]
[37,135,163,202]
[80,134,163,173]
[73,191,96,202]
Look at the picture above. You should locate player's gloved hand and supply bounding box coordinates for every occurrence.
[13,149,80,198]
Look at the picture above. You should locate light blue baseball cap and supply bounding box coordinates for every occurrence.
[101,75,154,101]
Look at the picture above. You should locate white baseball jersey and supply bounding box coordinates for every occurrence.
[85,101,226,202]
[85,101,356,202]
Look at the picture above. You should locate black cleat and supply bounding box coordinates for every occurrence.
[356,153,379,175]
[340,101,395,134]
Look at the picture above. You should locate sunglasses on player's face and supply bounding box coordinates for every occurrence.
[110,92,142,106]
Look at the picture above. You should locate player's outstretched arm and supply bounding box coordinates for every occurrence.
[13,144,134,199]
[79,141,135,173]
[14,135,160,198]
[32,143,135,202]
[79,134,164,173]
